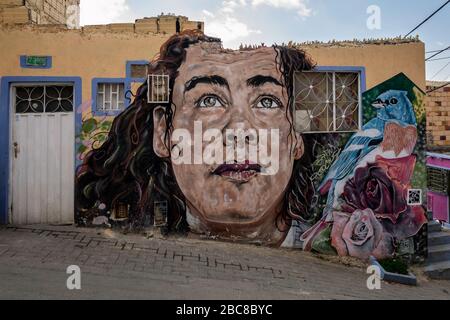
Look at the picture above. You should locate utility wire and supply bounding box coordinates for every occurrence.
[426,46,449,56]
[431,61,450,79]
[426,46,450,61]
[404,0,450,38]
[427,56,450,62]
[427,81,450,93]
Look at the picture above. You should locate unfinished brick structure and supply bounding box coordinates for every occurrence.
[0,0,79,25]
[426,81,450,148]
[86,14,204,34]
[0,1,204,34]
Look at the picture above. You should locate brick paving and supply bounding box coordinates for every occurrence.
[0,225,450,300]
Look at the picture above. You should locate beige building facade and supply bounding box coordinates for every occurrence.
[0,2,428,228]
[0,26,426,106]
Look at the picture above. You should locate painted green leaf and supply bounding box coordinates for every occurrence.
[97,135,107,143]
[78,145,87,154]
[82,118,98,134]
[311,225,337,255]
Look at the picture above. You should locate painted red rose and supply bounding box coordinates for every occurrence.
[342,156,416,224]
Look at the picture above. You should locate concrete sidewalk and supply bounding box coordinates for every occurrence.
[0,225,449,300]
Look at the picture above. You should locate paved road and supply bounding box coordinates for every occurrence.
[0,225,449,300]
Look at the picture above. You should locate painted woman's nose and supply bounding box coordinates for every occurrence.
[223,121,259,149]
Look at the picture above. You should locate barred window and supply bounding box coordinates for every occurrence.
[148,75,170,104]
[96,83,125,112]
[294,71,361,133]
[15,85,74,114]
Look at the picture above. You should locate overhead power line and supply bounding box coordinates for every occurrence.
[426,46,450,61]
[431,62,450,79]
[404,0,450,38]
[426,56,450,62]
[427,82,450,94]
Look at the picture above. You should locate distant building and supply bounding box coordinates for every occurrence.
[426,81,450,149]
[0,0,80,26]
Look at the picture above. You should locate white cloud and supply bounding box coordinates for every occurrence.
[207,16,261,43]
[221,0,248,13]
[202,10,215,18]
[202,0,260,48]
[251,0,312,17]
[80,0,130,25]
[202,0,312,47]
[220,0,247,13]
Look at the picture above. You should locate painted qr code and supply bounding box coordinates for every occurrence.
[407,189,422,206]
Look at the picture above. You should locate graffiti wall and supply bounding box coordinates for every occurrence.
[75,30,427,261]
[301,73,427,260]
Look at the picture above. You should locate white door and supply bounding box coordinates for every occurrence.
[11,84,75,225]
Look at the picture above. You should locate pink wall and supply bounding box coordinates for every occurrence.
[427,154,450,222]
[428,192,449,222]
[427,155,450,169]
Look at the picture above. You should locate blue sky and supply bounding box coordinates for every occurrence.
[80,0,450,81]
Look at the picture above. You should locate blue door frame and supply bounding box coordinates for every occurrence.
[0,76,82,224]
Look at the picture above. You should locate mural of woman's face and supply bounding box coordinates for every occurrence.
[153,44,304,244]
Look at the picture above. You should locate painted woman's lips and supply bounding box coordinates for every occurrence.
[213,163,262,181]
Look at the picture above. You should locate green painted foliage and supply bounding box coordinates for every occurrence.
[311,225,337,255]
[82,118,98,134]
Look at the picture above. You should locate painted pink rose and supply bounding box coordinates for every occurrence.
[331,209,394,260]
[342,156,416,224]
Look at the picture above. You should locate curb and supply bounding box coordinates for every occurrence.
[369,256,417,286]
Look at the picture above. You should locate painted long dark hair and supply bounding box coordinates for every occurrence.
[76,30,319,233]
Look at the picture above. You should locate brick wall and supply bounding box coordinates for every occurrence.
[134,15,204,34]
[427,81,450,148]
[85,15,204,35]
[0,0,79,25]
[0,4,203,34]
[0,0,29,24]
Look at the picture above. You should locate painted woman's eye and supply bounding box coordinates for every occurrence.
[255,96,281,109]
[197,95,224,108]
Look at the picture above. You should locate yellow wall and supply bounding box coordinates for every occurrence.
[0,25,426,100]
[0,25,426,128]
[0,25,171,102]
[302,41,426,91]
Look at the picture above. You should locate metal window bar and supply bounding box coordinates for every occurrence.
[14,84,74,114]
[98,83,124,111]
[427,167,450,195]
[326,73,329,130]
[293,71,361,134]
[148,74,170,104]
[333,72,337,132]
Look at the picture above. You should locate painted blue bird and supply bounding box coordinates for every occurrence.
[301,90,418,250]
[319,90,417,214]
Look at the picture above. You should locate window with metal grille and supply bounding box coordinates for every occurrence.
[96,83,125,112]
[427,166,450,195]
[148,75,170,104]
[14,85,74,114]
[294,71,361,133]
